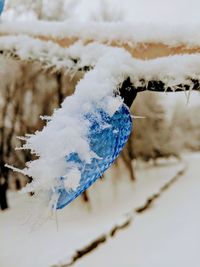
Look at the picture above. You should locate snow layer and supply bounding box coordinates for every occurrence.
[1,35,200,90]
[73,154,200,267]
[0,158,184,267]
[1,20,200,46]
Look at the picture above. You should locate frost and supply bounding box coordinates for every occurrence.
[0,35,200,92]
[102,96,123,116]
[64,168,81,190]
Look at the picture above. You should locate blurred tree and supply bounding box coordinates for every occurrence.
[90,0,124,22]
[170,101,200,151]
[4,0,79,21]
[132,92,180,162]
[0,59,59,210]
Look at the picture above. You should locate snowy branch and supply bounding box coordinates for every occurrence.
[0,35,200,93]
[0,35,77,72]
[1,21,200,60]
[1,20,200,46]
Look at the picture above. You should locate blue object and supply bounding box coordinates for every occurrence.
[55,103,132,209]
[0,0,4,15]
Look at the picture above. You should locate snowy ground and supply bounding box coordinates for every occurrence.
[74,153,200,267]
[0,157,185,267]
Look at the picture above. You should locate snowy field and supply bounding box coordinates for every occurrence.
[0,157,186,267]
[74,153,200,267]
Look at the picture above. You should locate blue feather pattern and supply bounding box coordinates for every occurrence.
[55,103,132,209]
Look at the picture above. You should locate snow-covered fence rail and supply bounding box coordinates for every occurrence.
[0,21,200,94]
[1,21,200,59]
[0,35,200,93]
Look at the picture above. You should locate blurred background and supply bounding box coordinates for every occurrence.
[0,1,200,267]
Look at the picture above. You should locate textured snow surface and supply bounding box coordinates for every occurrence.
[1,35,200,89]
[0,35,109,71]
[1,20,200,46]
[0,158,184,267]
[74,154,200,267]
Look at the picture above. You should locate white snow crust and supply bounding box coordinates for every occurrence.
[1,35,200,89]
[0,157,185,267]
[1,20,200,46]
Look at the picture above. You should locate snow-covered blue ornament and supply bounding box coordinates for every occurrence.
[55,103,132,209]
[0,0,5,15]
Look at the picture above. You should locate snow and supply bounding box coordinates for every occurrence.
[0,35,75,70]
[6,42,134,210]
[1,20,200,47]
[1,35,200,91]
[63,168,81,190]
[73,153,200,267]
[0,158,184,267]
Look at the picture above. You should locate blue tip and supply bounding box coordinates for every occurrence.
[0,0,5,15]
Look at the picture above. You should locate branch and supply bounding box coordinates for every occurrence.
[0,35,77,72]
[0,35,200,94]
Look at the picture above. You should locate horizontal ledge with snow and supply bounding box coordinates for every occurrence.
[0,35,200,93]
[1,21,200,59]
